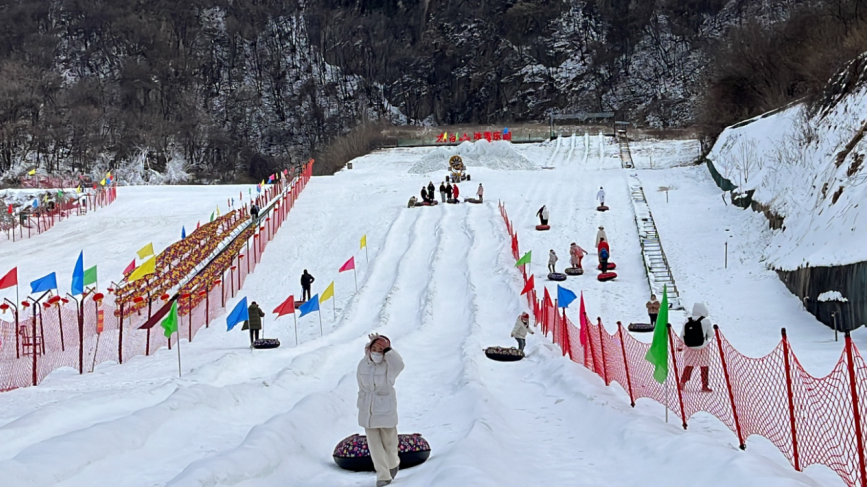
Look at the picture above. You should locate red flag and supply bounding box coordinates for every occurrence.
[520,274,534,295]
[0,267,17,290]
[196,221,200,229]
[122,259,135,276]
[273,295,296,317]
[543,287,553,308]
[339,256,355,273]
[6,204,11,214]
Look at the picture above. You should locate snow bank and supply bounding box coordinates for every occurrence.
[708,53,867,269]
[409,140,536,174]
[818,291,849,303]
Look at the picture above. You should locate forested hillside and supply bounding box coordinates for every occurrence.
[1,0,866,181]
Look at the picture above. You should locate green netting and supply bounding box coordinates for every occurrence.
[705,158,739,192]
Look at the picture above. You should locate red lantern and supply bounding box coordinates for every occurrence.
[21,301,30,308]
[93,293,105,303]
[160,294,170,301]
[133,296,144,303]
[0,303,9,314]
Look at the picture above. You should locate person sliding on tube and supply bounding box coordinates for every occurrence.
[510,312,534,352]
[548,249,558,273]
[597,186,606,206]
[598,238,610,273]
[536,205,549,226]
[569,242,588,270]
[301,269,315,302]
[420,186,429,204]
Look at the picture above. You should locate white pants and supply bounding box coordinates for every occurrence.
[366,427,399,481]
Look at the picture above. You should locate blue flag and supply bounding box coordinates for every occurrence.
[299,295,320,317]
[181,226,186,239]
[71,251,84,295]
[226,297,250,331]
[557,285,577,308]
[31,272,57,294]
[32,198,38,208]
[503,127,510,134]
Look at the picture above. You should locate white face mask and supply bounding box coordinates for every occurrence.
[370,352,384,364]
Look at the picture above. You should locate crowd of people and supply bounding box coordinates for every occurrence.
[413,179,484,206]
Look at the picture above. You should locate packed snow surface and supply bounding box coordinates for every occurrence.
[410,140,536,174]
[0,137,851,486]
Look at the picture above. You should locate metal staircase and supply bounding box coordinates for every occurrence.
[628,174,682,309]
[618,133,634,169]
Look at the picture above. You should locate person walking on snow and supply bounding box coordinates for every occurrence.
[446,182,453,201]
[511,312,534,352]
[476,183,484,202]
[301,270,315,302]
[596,226,607,247]
[569,242,588,269]
[536,205,549,226]
[242,301,265,344]
[427,182,436,202]
[439,182,447,203]
[598,238,610,273]
[453,184,460,202]
[420,186,429,204]
[548,249,558,273]
[597,186,606,206]
[646,294,661,326]
[679,303,714,393]
[250,204,260,221]
[357,334,405,487]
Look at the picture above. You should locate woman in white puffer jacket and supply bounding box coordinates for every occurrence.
[357,334,405,487]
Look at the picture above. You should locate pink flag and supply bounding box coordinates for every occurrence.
[122,259,135,276]
[339,256,355,273]
[579,292,588,348]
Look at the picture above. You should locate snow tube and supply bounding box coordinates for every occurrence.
[485,346,524,362]
[465,198,482,204]
[597,262,617,270]
[413,202,425,207]
[597,205,609,212]
[535,225,550,231]
[547,272,567,281]
[422,200,438,206]
[565,267,584,276]
[294,300,306,309]
[252,338,281,349]
[333,434,431,472]
[597,272,617,282]
[447,198,460,204]
[628,323,656,333]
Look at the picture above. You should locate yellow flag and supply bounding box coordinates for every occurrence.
[128,257,155,282]
[106,171,111,178]
[360,235,367,249]
[216,205,220,216]
[260,180,265,187]
[28,169,36,175]
[137,242,155,259]
[100,178,106,186]
[320,281,335,303]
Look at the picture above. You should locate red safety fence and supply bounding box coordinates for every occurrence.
[0,162,313,391]
[498,201,867,487]
[1,186,117,243]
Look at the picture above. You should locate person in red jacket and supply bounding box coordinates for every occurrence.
[453,184,460,202]
[597,238,611,273]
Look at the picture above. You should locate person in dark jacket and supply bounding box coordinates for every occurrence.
[427,182,436,202]
[420,186,429,203]
[446,182,453,201]
[439,182,447,203]
[250,204,260,220]
[598,238,610,273]
[242,301,266,344]
[301,270,315,301]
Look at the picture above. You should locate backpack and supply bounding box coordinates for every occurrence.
[683,317,706,347]
[600,248,609,260]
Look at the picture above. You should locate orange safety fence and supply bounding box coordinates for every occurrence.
[498,201,867,487]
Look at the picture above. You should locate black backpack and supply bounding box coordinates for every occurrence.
[683,316,706,347]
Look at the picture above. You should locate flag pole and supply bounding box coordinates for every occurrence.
[333,298,336,322]
[176,330,182,377]
[293,310,298,345]
[365,245,368,263]
[353,267,358,292]
[665,376,669,423]
[318,309,323,336]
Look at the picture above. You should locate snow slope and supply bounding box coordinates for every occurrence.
[708,54,867,269]
[0,141,844,486]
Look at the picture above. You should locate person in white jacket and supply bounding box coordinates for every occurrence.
[679,303,714,393]
[548,249,558,273]
[597,186,606,206]
[511,312,534,351]
[536,205,550,226]
[595,226,607,247]
[357,334,405,486]
[476,183,484,202]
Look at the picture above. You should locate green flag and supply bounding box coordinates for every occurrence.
[209,211,215,222]
[161,301,179,338]
[515,250,532,267]
[644,285,670,384]
[83,265,98,286]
